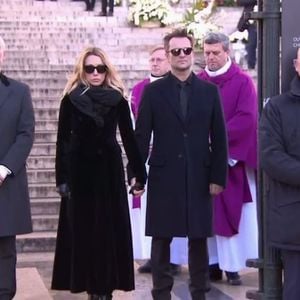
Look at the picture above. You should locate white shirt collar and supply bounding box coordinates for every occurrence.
[150,74,164,82]
[205,58,232,77]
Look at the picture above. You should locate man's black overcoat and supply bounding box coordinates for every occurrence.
[135,73,228,238]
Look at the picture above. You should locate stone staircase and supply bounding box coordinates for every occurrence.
[0,0,243,258]
[0,0,173,256]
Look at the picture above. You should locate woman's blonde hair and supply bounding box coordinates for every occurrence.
[62,47,127,98]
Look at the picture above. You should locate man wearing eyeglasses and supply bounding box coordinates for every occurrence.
[133,28,228,300]
[0,36,35,300]
[130,45,188,276]
[198,32,258,286]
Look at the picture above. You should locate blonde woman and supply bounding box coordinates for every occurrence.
[51,47,146,300]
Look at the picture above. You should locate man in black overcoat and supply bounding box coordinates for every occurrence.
[260,48,300,300]
[0,36,35,299]
[134,29,228,300]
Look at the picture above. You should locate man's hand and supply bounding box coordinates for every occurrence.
[209,183,223,196]
[129,177,145,197]
[0,174,4,187]
[56,183,71,199]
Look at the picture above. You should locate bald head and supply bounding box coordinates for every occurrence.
[0,36,5,68]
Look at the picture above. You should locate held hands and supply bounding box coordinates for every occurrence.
[56,183,71,199]
[129,177,145,197]
[209,183,223,196]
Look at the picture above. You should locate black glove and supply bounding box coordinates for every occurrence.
[129,182,144,195]
[56,183,71,198]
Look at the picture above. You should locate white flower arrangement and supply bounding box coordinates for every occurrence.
[128,0,178,27]
[184,0,220,49]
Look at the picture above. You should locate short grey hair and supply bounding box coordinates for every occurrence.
[203,32,230,52]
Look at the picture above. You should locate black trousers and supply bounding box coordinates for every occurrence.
[0,236,16,300]
[151,237,209,300]
[101,0,114,13]
[85,0,96,10]
[281,249,300,300]
[246,24,257,69]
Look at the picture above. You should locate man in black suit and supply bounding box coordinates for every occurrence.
[134,28,228,300]
[0,36,35,300]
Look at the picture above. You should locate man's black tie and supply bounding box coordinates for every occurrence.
[179,82,188,118]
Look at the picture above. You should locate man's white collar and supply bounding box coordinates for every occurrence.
[205,58,232,77]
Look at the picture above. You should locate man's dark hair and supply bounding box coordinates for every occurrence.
[163,28,195,51]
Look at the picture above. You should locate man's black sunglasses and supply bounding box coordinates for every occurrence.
[169,47,193,57]
[84,64,107,74]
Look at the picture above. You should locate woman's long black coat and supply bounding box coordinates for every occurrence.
[51,93,146,294]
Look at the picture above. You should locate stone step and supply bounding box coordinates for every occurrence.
[29,88,63,98]
[29,183,57,198]
[35,120,58,131]
[27,155,55,169]
[34,108,59,120]
[2,35,163,45]
[17,251,54,265]
[4,49,150,59]
[16,231,56,253]
[1,31,126,40]
[28,168,55,183]
[30,143,55,156]
[34,131,56,144]
[30,198,60,215]
[0,17,123,28]
[33,100,60,110]
[32,215,58,232]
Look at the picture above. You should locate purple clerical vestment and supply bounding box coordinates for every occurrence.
[131,78,150,208]
[198,63,257,236]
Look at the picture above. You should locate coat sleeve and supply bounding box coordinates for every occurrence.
[210,86,228,187]
[260,99,300,186]
[1,84,35,175]
[55,96,72,186]
[226,76,257,162]
[134,85,153,164]
[118,98,147,185]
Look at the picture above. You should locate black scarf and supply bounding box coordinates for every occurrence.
[69,84,122,127]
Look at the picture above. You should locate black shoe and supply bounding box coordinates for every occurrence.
[138,260,152,273]
[107,11,113,16]
[170,263,181,276]
[225,271,242,285]
[98,11,107,16]
[209,263,223,281]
